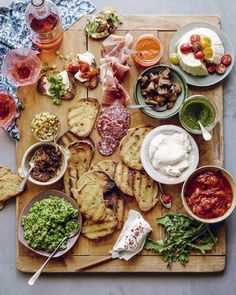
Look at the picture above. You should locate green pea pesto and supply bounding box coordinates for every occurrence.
[181,98,216,131]
[22,195,79,253]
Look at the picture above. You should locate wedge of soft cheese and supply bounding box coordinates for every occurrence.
[177,28,224,76]
[111,210,152,261]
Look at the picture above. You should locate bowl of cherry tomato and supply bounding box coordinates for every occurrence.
[181,166,236,223]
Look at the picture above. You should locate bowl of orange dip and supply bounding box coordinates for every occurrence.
[132,34,164,67]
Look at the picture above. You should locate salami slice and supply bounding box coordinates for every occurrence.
[97,136,119,156]
[97,119,128,140]
[102,103,130,121]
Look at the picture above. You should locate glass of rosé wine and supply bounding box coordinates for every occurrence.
[1,48,42,87]
[0,91,17,129]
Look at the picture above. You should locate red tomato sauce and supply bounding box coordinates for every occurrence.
[185,170,233,219]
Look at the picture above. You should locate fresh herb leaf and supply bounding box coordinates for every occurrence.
[47,74,66,106]
[144,213,217,268]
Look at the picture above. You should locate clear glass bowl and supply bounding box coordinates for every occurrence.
[132,34,164,67]
[179,95,218,134]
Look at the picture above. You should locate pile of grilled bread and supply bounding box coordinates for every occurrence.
[58,98,159,240]
[0,167,22,210]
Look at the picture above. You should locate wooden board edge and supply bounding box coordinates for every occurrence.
[69,15,221,31]
[16,255,225,273]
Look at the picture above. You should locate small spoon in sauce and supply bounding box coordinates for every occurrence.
[124,47,144,57]
[159,184,172,209]
[198,120,212,141]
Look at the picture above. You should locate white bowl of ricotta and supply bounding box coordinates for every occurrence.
[140,125,199,185]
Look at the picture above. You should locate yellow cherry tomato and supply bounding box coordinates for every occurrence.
[169,53,179,65]
[203,47,213,58]
[200,36,212,49]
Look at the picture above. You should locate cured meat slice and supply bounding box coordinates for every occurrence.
[101,102,130,121]
[100,33,133,105]
[97,118,128,140]
[101,75,130,105]
[97,136,119,156]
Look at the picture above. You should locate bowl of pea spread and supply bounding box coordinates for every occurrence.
[179,95,218,134]
[18,189,82,257]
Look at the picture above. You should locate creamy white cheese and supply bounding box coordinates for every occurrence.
[111,210,152,261]
[75,51,95,82]
[177,28,224,76]
[76,51,95,64]
[149,133,192,177]
[43,70,70,97]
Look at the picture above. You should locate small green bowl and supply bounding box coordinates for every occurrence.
[133,65,188,120]
[179,95,218,134]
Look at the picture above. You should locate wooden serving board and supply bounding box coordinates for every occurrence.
[16,15,225,273]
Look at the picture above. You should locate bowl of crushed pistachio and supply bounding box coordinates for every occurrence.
[18,189,82,257]
[31,112,60,142]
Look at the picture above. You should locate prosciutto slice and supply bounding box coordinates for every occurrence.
[100,33,133,105]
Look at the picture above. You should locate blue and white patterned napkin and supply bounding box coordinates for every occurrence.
[0,0,96,140]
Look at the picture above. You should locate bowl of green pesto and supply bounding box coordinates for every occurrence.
[179,95,218,135]
[18,190,82,257]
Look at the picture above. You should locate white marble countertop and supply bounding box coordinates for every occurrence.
[0,0,236,294]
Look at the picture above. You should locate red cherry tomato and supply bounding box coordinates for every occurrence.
[192,42,201,53]
[190,34,201,44]
[68,64,80,74]
[180,43,192,54]
[194,51,204,59]
[216,63,226,75]
[79,61,90,72]
[206,63,216,74]
[221,54,232,66]
[161,194,172,205]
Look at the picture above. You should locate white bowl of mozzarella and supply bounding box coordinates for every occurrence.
[140,125,199,185]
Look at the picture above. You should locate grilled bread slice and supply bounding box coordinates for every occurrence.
[116,194,125,229]
[0,167,13,209]
[120,125,153,170]
[0,174,22,202]
[0,167,11,178]
[132,170,159,212]
[68,98,100,137]
[94,160,116,180]
[37,70,76,100]
[114,161,133,196]
[63,140,94,198]
[57,131,80,148]
[73,182,106,222]
[76,170,115,194]
[82,208,118,239]
[104,189,125,230]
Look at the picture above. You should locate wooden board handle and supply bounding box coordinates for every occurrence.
[75,256,113,272]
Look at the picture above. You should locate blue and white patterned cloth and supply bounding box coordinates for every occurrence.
[0,0,95,140]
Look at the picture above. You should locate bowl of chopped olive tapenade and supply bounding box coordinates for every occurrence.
[18,189,82,257]
[18,142,70,186]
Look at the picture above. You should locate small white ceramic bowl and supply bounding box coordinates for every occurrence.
[18,142,70,186]
[140,125,199,185]
[181,165,236,224]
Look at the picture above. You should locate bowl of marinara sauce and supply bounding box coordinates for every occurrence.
[181,166,236,223]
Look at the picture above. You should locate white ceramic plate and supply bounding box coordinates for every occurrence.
[140,125,199,185]
[169,22,234,87]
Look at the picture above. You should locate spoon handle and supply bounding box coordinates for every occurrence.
[28,236,67,286]
[127,104,150,109]
[18,165,34,192]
